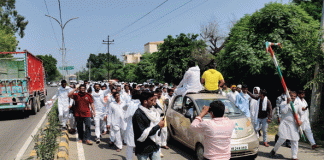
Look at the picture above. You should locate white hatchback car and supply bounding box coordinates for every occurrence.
[166,93,259,160]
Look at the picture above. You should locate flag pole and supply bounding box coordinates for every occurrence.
[265,41,306,140]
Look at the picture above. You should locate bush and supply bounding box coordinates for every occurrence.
[32,101,61,160]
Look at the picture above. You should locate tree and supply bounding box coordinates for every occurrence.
[0,0,28,38]
[293,0,323,21]
[135,53,159,83]
[0,26,17,52]
[123,63,137,82]
[36,54,61,81]
[220,2,322,101]
[191,47,215,75]
[200,20,226,56]
[155,33,207,84]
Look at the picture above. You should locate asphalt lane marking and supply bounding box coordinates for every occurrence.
[76,133,86,160]
[15,97,56,160]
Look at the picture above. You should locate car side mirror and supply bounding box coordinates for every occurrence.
[184,111,192,119]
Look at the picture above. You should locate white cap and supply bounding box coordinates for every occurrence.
[237,84,242,88]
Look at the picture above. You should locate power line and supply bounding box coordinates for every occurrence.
[114,0,194,40]
[116,0,208,45]
[43,0,60,48]
[111,0,169,38]
[114,0,208,46]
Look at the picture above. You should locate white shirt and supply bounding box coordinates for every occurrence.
[53,86,72,109]
[296,97,309,127]
[124,99,141,147]
[107,101,126,130]
[278,100,303,140]
[91,90,106,115]
[176,66,203,96]
[227,90,239,104]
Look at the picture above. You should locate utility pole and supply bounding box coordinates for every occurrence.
[89,62,91,82]
[103,35,114,80]
[310,0,324,123]
[45,0,78,81]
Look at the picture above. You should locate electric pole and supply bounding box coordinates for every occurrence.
[310,0,324,123]
[89,62,91,82]
[103,35,114,80]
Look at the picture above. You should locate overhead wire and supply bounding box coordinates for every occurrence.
[43,0,60,48]
[113,0,194,41]
[111,0,169,38]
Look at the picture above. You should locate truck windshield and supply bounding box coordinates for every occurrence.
[195,99,243,117]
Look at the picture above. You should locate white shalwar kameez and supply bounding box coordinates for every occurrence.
[249,87,260,130]
[53,86,72,126]
[92,90,108,140]
[124,99,140,160]
[296,97,316,146]
[68,98,76,130]
[107,101,126,149]
[175,66,203,96]
[273,100,303,159]
[227,90,239,104]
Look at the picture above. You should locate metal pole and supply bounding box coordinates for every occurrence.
[89,62,91,82]
[103,35,114,80]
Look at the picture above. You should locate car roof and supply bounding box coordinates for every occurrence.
[185,93,227,100]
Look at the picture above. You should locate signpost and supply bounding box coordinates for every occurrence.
[59,66,74,70]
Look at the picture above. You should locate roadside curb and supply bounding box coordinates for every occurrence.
[57,130,70,160]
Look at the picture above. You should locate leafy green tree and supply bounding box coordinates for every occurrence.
[220,2,321,93]
[293,0,323,21]
[135,52,159,83]
[123,63,137,82]
[36,54,62,81]
[155,33,207,84]
[0,27,17,52]
[0,0,28,38]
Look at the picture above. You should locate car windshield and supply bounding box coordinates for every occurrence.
[195,99,243,117]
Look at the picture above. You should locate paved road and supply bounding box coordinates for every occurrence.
[69,123,324,160]
[0,86,56,160]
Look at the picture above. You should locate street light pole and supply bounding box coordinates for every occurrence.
[89,62,91,82]
[45,15,78,81]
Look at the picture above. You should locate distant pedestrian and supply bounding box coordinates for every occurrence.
[68,84,95,145]
[201,60,225,92]
[236,84,242,93]
[190,101,235,160]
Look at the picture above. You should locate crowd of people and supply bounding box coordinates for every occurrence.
[50,59,320,160]
[51,79,178,160]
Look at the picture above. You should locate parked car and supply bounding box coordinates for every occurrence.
[166,93,259,160]
[50,82,58,87]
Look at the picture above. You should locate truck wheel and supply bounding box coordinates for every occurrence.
[36,96,41,112]
[30,98,37,115]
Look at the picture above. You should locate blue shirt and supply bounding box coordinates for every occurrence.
[235,93,251,118]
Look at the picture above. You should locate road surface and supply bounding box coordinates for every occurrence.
[0,86,56,160]
[69,122,324,160]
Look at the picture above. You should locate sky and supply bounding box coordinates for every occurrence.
[15,0,291,74]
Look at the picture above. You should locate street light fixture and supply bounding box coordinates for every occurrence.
[45,14,79,81]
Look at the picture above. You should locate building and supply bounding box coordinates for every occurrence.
[122,52,142,65]
[144,41,164,53]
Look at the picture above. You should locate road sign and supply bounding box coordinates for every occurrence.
[59,66,74,70]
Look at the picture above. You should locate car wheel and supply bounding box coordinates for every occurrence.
[195,143,204,160]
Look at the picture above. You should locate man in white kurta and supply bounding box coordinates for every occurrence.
[296,90,318,149]
[175,61,203,96]
[124,90,141,160]
[249,87,260,132]
[92,84,109,143]
[271,92,303,160]
[107,92,126,151]
[51,80,72,129]
[227,85,239,104]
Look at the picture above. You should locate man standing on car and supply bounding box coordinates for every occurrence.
[190,101,235,160]
[133,92,165,160]
[201,60,225,92]
[68,84,95,145]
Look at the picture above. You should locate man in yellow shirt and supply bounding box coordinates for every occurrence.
[201,60,225,92]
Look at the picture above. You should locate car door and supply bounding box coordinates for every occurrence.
[168,95,184,139]
[176,96,194,146]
